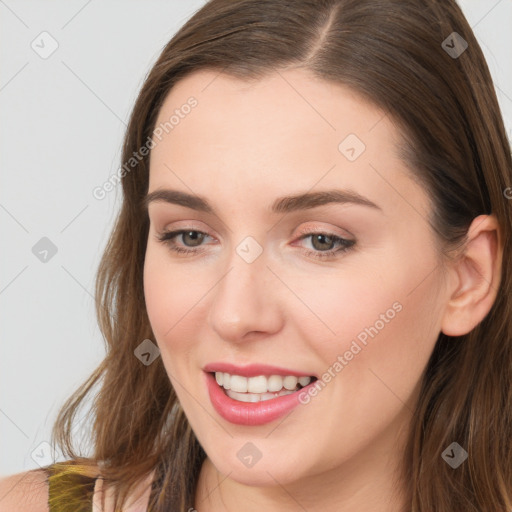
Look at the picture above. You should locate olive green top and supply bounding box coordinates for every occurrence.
[45,461,98,512]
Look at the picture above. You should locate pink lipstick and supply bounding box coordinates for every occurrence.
[203,363,317,426]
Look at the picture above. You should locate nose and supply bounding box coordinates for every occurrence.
[207,246,284,344]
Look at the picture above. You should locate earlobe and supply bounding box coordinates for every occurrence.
[441,214,503,337]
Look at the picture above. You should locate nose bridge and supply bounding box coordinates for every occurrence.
[207,236,282,342]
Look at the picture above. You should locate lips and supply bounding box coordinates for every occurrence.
[203,362,318,426]
[203,362,316,378]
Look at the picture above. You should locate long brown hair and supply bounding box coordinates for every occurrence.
[50,0,512,510]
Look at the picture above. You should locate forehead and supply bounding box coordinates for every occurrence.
[148,68,431,220]
[153,68,390,151]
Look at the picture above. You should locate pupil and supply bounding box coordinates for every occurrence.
[312,234,333,251]
[184,231,204,246]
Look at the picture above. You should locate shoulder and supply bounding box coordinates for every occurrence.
[0,463,155,512]
[0,460,100,512]
[0,468,50,512]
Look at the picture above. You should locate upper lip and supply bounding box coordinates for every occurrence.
[203,362,316,378]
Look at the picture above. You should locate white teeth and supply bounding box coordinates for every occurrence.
[267,375,283,392]
[230,375,248,393]
[225,390,260,402]
[301,376,312,387]
[214,372,312,396]
[283,376,298,390]
[298,376,311,387]
[248,375,267,393]
[226,388,296,402]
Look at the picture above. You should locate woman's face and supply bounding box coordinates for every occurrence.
[144,68,450,489]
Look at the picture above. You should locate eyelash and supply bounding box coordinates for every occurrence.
[156,227,355,261]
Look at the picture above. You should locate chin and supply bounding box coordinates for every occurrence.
[205,445,313,487]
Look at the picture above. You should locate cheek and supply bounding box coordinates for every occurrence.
[276,263,403,355]
[329,286,440,442]
[289,252,443,386]
[143,248,206,353]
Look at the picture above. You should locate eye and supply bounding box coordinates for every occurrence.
[295,229,355,260]
[156,227,356,260]
[156,229,212,255]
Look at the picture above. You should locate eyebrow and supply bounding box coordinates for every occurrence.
[143,188,382,214]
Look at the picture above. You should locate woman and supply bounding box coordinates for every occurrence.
[1,0,511,510]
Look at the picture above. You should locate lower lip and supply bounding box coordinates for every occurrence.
[205,372,313,426]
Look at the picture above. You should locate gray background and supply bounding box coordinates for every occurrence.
[1,0,511,476]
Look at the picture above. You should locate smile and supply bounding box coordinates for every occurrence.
[203,364,318,426]
[215,372,313,402]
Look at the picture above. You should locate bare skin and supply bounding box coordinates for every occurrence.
[143,68,502,512]
[0,467,154,511]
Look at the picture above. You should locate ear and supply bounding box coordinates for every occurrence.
[441,214,503,336]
